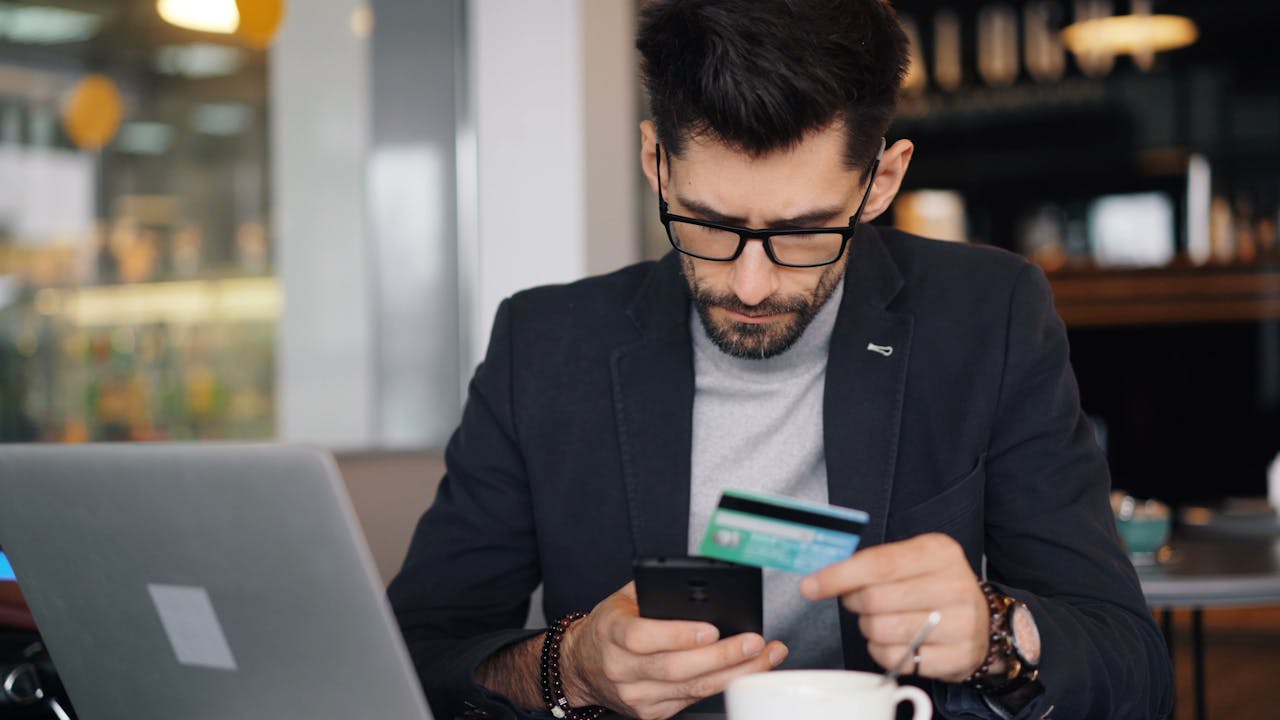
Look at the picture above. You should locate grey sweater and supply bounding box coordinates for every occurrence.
[687,280,845,670]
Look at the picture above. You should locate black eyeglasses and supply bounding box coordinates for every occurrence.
[656,137,884,268]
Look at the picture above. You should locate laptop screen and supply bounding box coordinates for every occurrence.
[0,550,15,581]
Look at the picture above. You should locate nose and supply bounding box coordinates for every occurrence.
[727,240,779,307]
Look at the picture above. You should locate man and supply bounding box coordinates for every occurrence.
[389,1,1173,718]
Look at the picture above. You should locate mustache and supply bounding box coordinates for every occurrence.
[691,288,811,316]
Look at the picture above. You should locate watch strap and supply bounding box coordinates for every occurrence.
[964,584,1041,696]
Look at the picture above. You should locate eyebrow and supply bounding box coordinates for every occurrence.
[673,195,849,229]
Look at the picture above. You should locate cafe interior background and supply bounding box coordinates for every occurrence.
[0,0,1276,716]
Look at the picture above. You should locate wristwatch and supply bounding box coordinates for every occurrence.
[967,590,1040,696]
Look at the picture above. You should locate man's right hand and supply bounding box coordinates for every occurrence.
[559,582,788,720]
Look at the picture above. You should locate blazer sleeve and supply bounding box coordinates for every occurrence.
[387,298,548,720]
[958,263,1174,719]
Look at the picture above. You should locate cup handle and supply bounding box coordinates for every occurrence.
[892,685,933,720]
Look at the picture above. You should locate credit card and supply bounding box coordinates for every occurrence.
[698,489,868,574]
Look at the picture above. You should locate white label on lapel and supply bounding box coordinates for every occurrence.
[866,342,894,357]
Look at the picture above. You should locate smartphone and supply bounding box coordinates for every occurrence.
[634,556,762,638]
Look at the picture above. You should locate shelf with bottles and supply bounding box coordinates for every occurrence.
[895,147,1280,328]
[0,276,279,443]
[1045,257,1280,327]
[1036,167,1280,326]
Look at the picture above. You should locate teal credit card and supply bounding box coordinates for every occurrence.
[698,489,869,574]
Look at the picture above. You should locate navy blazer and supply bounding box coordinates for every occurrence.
[389,226,1174,719]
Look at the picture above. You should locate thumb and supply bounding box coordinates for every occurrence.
[616,580,637,601]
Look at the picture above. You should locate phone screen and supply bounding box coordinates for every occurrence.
[0,551,15,582]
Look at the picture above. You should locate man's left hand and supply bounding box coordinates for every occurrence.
[800,533,988,683]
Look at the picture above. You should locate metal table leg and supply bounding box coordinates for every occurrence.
[1192,608,1206,720]
[1160,609,1175,718]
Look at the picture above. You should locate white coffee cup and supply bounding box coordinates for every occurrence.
[726,670,932,720]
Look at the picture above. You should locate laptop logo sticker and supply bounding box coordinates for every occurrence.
[147,583,239,671]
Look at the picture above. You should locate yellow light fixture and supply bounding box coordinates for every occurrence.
[62,74,124,150]
[1062,14,1198,57]
[156,0,239,34]
[235,0,286,49]
[156,0,285,48]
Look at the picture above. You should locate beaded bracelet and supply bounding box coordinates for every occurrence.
[962,581,1012,690]
[540,611,607,720]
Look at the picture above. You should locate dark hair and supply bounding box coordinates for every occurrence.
[637,0,909,177]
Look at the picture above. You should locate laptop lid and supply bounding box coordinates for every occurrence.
[0,444,432,720]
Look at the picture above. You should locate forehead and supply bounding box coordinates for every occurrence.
[667,123,861,220]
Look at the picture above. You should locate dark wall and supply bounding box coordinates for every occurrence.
[1069,320,1280,505]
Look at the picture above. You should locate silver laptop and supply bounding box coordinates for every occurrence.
[0,444,433,720]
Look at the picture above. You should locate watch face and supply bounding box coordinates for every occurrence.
[1011,602,1041,666]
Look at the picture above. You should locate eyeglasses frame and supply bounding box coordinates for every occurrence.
[656,136,885,268]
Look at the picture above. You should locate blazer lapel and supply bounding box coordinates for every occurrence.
[609,236,915,675]
[824,226,914,669]
[611,254,696,558]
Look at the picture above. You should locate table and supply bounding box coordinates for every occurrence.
[1136,532,1280,720]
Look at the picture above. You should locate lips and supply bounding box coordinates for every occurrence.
[722,307,785,324]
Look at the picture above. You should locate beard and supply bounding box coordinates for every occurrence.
[682,257,847,360]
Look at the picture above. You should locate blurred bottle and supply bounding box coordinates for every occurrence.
[171,224,204,279]
[894,190,968,243]
[1249,189,1277,259]
[1258,206,1277,257]
[1235,193,1258,263]
[1270,451,1280,512]
[235,222,269,275]
[1019,203,1068,272]
[1209,195,1235,264]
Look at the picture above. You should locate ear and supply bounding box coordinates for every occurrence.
[859,139,914,223]
[640,120,662,196]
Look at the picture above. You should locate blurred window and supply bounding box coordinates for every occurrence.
[0,1,275,442]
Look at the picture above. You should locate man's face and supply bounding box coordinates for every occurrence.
[662,124,870,359]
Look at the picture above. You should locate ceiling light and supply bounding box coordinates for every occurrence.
[155,43,243,79]
[191,102,252,136]
[0,3,102,45]
[62,74,124,151]
[156,0,238,35]
[1062,14,1198,57]
[236,0,287,49]
[116,122,175,156]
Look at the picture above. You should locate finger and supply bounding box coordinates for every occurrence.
[600,581,640,618]
[866,642,922,677]
[615,581,637,602]
[868,641,980,683]
[638,633,768,683]
[842,572,979,616]
[608,643,787,715]
[801,533,963,599]
[673,641,790,702]
[858,610,966,648]
[610,679,667,713]
[647,698,698,720]
[610,681,696,720]
[608,614,720,654]
[859,610,985,656]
